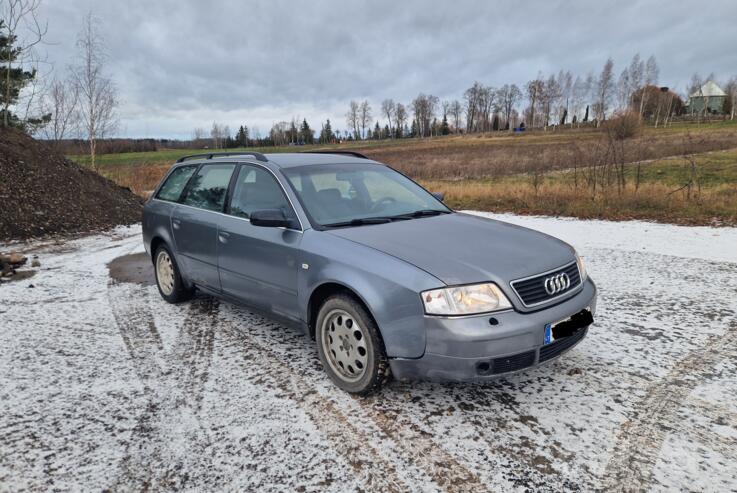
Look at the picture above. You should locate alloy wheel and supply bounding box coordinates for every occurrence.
[321,309,369,382]
[156,250,175,296]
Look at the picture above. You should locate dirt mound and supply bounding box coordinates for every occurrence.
[0,128,143,241]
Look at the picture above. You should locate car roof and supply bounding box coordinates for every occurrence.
[174,152,382,169]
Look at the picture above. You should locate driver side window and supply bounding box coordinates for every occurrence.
[228,165,298,226]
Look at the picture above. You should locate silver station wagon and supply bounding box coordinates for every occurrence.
[143,151,597,394]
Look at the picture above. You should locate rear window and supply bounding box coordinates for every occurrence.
[181,164,235,212]
[156,166,196,202]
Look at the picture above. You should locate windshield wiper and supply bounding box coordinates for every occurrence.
[390,209,452,220]
[322,217,394,228]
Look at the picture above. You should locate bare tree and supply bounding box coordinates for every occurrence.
[394,102,407,138]
[525,76,544,128]
[449,99,462,133]
[210,122,230,148]
[626,54,644,114]
[726,77,737,120]
[1,0,48,127]
[497,84,521,131]
[346,100,359,139]
[556,70,573,125]
[541,74,560,129]
[594,58,615,125]
[570,76,587,126]
[617,67,631,111]
[72,12,118,171]
[381,99,395,138]
[411,93,438,137]
[40,76,78,145]
[191,127,205,148]
[358,100,372,140]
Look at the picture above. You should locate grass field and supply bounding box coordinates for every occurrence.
[71,120,737,226]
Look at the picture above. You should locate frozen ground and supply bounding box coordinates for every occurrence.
[1,212,736,492]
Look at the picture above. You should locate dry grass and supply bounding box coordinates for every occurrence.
[90,121,737,226]
[103,163,170,198]
[423,174,737,227]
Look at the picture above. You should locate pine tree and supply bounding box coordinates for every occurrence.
[235,125,250,147]
[319,119,334,143]
[374,121,381,140]
[300,118,314,144]
[0,20,40,128]
[441,115,450,135]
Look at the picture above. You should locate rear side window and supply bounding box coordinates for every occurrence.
[182,164,235,212]
[156,166,196,202]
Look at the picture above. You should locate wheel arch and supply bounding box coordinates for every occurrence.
[150,236,167,262]
[307,282,380,341]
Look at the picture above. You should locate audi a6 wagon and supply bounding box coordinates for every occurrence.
[143,151,597,394]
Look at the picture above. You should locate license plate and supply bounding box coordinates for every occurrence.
[544,307,593,345]
[544,323,558,345]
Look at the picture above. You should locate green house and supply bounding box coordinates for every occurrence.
[686,81,727,114]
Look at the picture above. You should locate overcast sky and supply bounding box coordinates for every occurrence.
[37,0,737,139]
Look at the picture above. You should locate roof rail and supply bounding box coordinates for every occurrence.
[176,151,268,163]
[301,150,369,160]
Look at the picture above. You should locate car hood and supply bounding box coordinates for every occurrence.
[326,213,576,286]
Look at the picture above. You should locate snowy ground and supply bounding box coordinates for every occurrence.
[1,212,736,492]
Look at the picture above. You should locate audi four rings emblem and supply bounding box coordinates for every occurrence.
[543,273,570,295]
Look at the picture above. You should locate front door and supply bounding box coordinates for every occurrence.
[171,163,235,291]
[218,164,302,321]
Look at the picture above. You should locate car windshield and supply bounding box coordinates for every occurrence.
[282,163,451,228]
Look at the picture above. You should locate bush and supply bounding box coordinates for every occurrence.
[604,111,643,140]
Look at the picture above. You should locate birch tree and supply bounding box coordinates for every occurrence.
[381,99,395,138]
[72,13,118,171]
[358,100,371,140]
[394,102,407,138]
[594,58,615,125]
[40,76,78,145]
[346,100,359,139]
[726,77,737,120]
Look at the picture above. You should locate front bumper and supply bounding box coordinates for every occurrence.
[389,278,598,382]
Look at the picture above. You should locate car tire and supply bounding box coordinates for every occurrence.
[316,294,391,394]
[153,244,193,303]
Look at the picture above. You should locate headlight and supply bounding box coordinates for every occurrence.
[422,283,512,316]
[576,253,587,281]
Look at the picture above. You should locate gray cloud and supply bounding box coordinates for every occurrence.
[38,0,737,138]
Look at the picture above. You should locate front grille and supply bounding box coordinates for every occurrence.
[539,327,587,363]
[490,350,536,374]
[510,261,581,307]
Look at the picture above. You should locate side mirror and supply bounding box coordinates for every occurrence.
[431,192,445,202]
[250,209,292,228]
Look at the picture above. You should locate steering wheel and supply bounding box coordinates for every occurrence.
[370,197,397,212]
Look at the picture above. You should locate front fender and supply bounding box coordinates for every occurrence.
[299,230,443,359]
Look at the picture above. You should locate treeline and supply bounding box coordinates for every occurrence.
[208,54,736,149]
[190,118,336,149]
[341,55,685,141]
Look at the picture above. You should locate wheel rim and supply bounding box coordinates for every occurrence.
[321,309,369,382]
[156,250,175,296]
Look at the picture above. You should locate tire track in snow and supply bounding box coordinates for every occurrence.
[217,311,413,493]
[601,321,737,492]
[219,306,490,493]
[107,284,219,491]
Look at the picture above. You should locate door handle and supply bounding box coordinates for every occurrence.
[218,232,231,243]
[172,219,181,230]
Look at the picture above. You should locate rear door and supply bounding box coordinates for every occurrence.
[218,164,303,321]
[171,163,236,291]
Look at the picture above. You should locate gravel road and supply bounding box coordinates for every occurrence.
[1,213,736,492]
